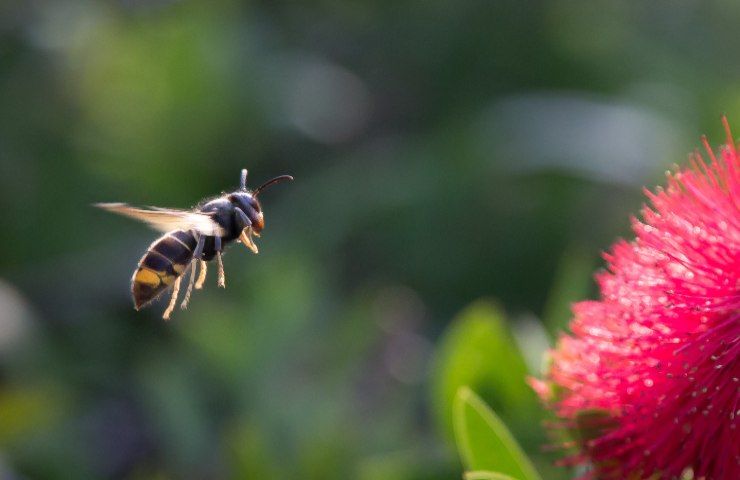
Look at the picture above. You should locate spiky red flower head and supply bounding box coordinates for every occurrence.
[532,118,739,479]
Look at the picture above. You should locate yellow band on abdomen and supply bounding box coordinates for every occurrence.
[134,267,162,287]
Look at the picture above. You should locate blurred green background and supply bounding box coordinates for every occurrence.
[1,1,738,478]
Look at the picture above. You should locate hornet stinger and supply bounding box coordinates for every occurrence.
[96,169,293,320]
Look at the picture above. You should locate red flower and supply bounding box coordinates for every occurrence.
[532,118,740,479]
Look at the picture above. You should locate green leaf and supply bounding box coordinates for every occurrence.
[464,471,519,480]
[431,301,537,440]
[454,387,542,480]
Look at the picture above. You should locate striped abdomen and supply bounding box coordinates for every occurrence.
[132,230,197,310]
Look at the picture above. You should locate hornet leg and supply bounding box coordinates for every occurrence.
[192,233,208,289]
[192,233,205,259]
[195,260,207,289]
[235,208,251,229]
[215,236,226,288]
[180,260,196,310]
[235,207,259,254]
[163,276,183,320]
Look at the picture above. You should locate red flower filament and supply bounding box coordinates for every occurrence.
[534,118,739,479]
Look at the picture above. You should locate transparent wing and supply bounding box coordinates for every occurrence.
[95,202,225,236]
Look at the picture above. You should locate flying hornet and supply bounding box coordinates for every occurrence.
[96,169,293,320]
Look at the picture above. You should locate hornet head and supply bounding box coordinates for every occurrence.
[230,169,293,235]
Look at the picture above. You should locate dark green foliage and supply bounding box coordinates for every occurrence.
[0,1,735,478]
